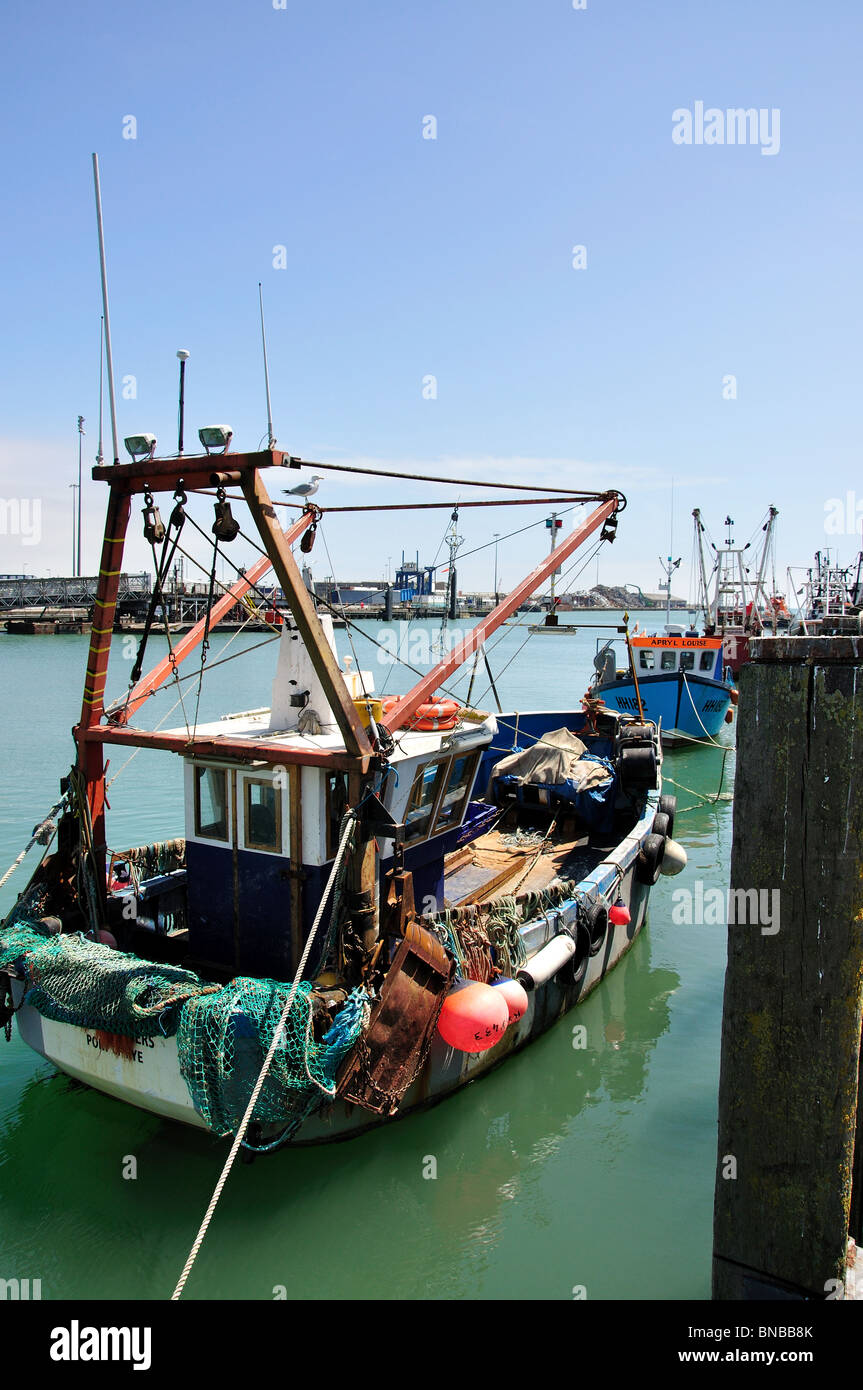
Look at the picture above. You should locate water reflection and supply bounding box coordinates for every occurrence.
[0,926,678,1300]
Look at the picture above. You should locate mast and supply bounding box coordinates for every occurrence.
[750,506,778,627]
[659,553,680,627]
[692,509,712,627]
[258,282,276,450]
[91,154,119,466]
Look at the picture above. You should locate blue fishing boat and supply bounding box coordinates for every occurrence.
[589,627,734,746]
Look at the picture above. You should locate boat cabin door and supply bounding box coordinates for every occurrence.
[185,759,303,980]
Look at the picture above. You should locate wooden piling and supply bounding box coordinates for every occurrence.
[713,634,863,1300]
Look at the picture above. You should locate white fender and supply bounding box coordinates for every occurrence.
[660,837,688,876]
[517,933,576,990]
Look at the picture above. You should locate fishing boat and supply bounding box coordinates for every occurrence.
[691,507,779,677]
[588,625,734,747]
[787,549,863,636]
[0,443,684,1149]
[587,547,734,746]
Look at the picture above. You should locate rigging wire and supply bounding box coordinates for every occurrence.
[110,492,620,763]
[317,519,370,700]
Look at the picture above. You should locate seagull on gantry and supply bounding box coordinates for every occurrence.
[282,474,323,499]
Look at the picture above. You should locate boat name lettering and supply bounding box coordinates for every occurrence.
[85,1032,152,1063]
[634,637,714,649]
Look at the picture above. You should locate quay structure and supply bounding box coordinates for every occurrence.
[713,632,863,1300]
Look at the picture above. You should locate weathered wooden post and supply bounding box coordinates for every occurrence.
[713,634,863,1299]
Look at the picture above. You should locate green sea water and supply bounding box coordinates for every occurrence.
[0,613,734,1301]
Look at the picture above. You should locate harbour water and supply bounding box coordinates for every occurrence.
[0,613,734,1300]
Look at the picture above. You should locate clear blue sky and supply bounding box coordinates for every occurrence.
[1,0,860,599]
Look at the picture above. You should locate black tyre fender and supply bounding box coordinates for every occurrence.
[583,898,610,957]
[652,811,671,841]
[658,794,677,839]
[636,832,666,885]
[558,921,591,989]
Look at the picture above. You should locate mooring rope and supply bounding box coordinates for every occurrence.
[681,672,725,747]
[170,812,358,1301]
[0,798,66,893]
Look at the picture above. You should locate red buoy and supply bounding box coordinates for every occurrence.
[437,980,509,1053]
[608,898,631,927]
[491,976,529,1024]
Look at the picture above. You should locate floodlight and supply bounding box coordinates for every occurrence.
[198,425,233,455]
[124,434,157,462]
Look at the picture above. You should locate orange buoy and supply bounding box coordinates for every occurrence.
[437,980,509,1052]
[491,977,529,1024]
[97,929,118,949]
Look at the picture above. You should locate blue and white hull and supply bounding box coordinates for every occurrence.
[595,672,732,746]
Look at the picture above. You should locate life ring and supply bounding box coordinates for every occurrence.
[381,697,462,731]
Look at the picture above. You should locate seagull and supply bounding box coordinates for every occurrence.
[282,474,323,499]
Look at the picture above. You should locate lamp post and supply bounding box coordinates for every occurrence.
[69,483,78,575]
[177,350,190,454]
[493,533,500,605]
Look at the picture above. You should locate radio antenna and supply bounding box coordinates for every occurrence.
[96,316,105,466]
[91,154,119,465]
[258,281,276,449]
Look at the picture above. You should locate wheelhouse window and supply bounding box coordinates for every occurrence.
[404,760,448,843]
[660,651,677,671]
[194,766,229,841]
[244,778,281,853]
[700,650,715,672]
[679,652,695,672]
[432,753,479,834]
[639,650,655,670]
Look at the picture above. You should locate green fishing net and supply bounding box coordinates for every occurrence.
[0,919,367,1136]
[0,921,203,1037]
[177,979,368,1136]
